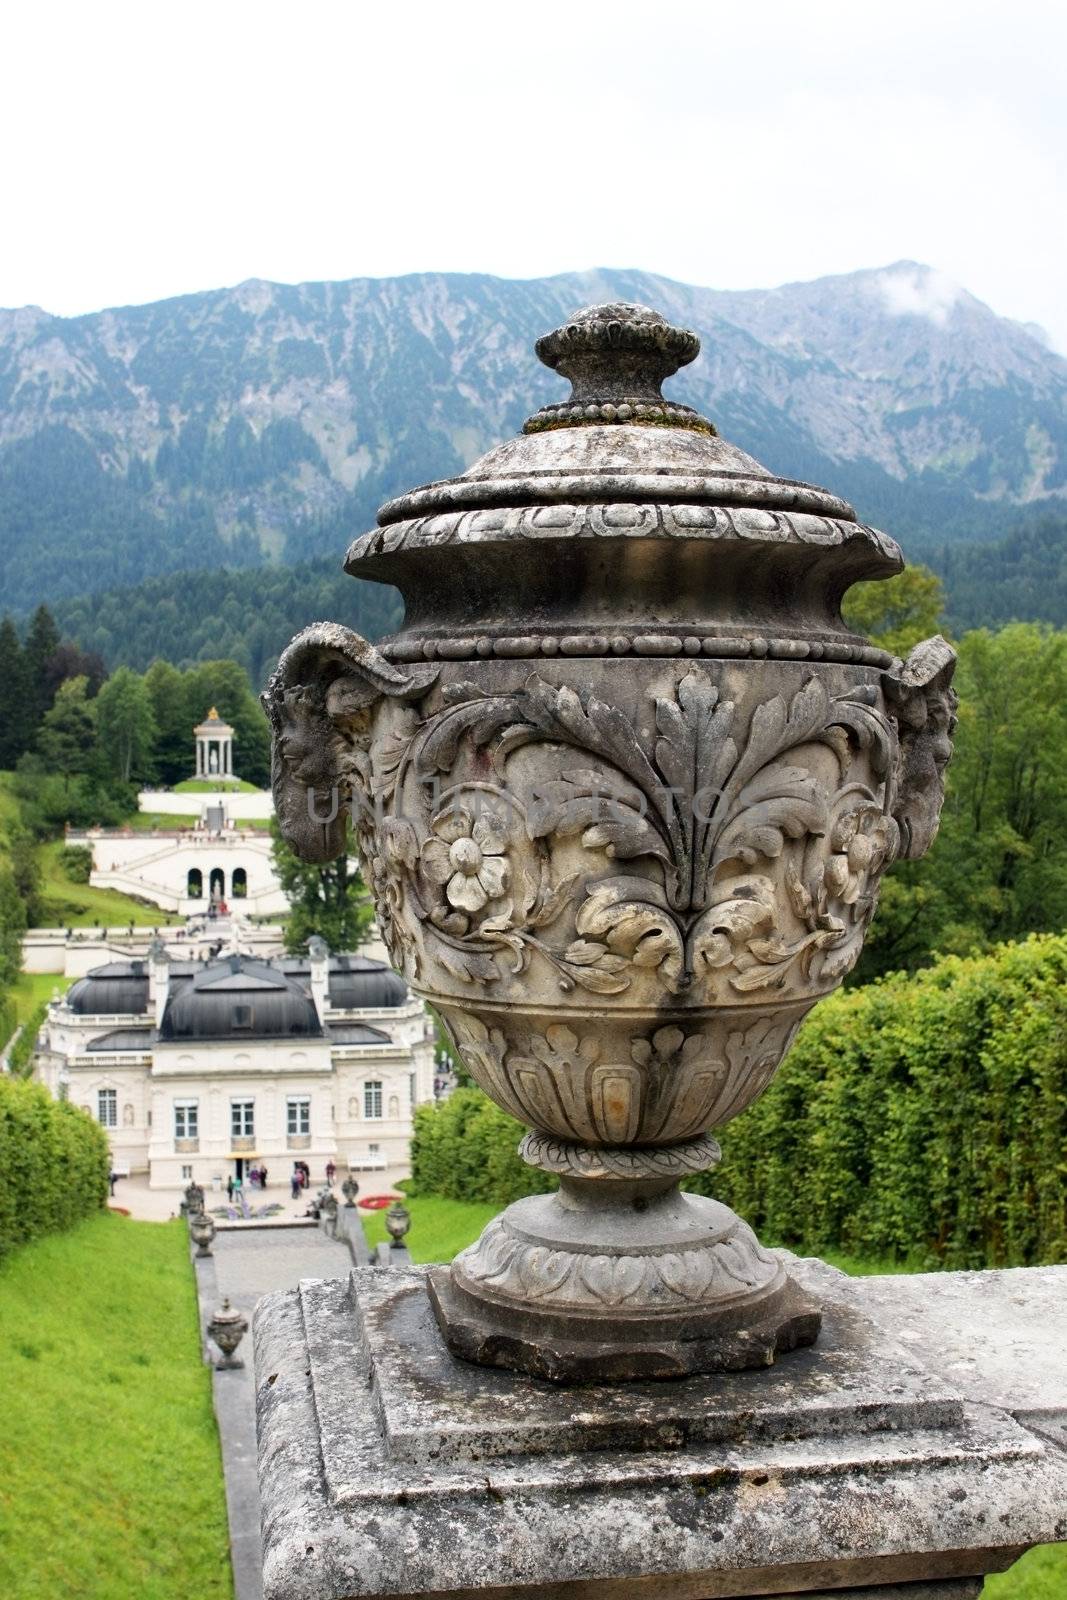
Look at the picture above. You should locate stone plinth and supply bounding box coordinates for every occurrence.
[254,1258,1067,1600]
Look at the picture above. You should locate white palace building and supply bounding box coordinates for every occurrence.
[34,938,436,1189]
[68,708,285,918]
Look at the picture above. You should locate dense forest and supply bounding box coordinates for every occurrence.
[51,558,402,683]
[0,605,272,834]
[928,513,1067,633]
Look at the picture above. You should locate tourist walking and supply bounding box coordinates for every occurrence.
[291,1171,301,1201]
[325,1160,336,1185]
[260,1164,268,1188]
[227,1176,235,1202]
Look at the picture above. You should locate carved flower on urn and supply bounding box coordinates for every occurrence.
[822,805,897,906]
[422,807,510,924]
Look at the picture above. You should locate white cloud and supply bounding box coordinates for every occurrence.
[875,267,963,327]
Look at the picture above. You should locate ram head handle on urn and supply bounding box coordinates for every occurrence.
[263,622,438,864]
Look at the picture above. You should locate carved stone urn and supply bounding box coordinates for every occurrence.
[264,302,956,1383]
[189,1208,216,1258]
[208,1297,249,1370]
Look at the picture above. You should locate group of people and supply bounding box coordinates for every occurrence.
[289,1159,339,1199]
[226,1165,268,1202]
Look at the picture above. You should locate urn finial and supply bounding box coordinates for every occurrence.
[525,301,715,435]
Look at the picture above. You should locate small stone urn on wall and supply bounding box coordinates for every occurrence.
[265,302,956,1382]
[208,1297,249,1370]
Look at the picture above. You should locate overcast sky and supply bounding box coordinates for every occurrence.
[3,0,1065,349]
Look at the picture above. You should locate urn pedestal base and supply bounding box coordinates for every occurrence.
[429,1135,820,1382]
[253,1261,1067,1600]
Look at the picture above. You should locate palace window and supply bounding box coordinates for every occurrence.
[233,1005,253,1029]
[174,1100,199,1140]
[181,1165,193,1181]
[231,1100,254,1138]
[97,1088,117,1128]
[286,1097,311,1136]
[363,1081,383,1120]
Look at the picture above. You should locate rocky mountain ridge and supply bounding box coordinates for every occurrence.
[2,262,1065,610]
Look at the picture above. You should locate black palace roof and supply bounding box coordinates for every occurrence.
[68,961,149,1016]
[159,955,323,1042]
[276,953,409,1010]
[86,1027,154,1052]
[67,950,411,1033]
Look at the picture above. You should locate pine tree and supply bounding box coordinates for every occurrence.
[36,676,97,790]
[23,603,62,726]
[0,618,32,768]
[144,658,191,784]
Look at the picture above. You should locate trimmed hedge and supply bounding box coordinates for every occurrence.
[57,844,93,884]
[0,994,15,1056]
[411,1089,555,1207]
[7,1000,47,1079]
[0,1077,110,1259]
[411,934,1067,1269]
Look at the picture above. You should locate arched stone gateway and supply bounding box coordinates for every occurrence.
[187,867,202,899]
[231,866,247,898]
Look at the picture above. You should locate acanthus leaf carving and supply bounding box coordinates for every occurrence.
[438,1008,807,1148]
[454,1210,781,1312]
[378,666,903,1002]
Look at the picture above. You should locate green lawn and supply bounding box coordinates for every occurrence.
[361,1192,1064,1598]
[986,1550,1067,1600]
[128,811,201,830]
[12,970,72,1022]
[173,778,261,794]
[38,839,181,927]
[1,973,72,1054]
[132,807,269,832]
[0,1212,231,1600]
[359,1192,501,1263]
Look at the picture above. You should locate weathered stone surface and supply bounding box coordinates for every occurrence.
[362,1268,959,1464]
[821,1261,1067,1415]
[254,1260,1067,1600]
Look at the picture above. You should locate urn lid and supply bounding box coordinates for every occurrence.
[209,1297,247,1333]
[346,301,903,656]
[366,302,886,531]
